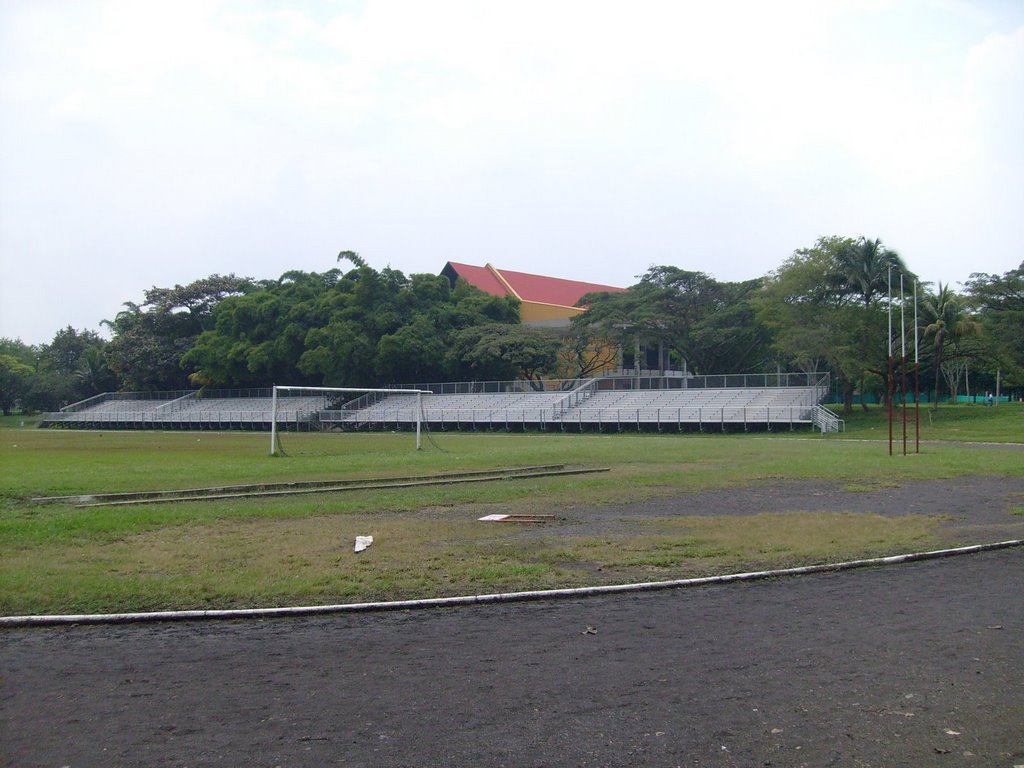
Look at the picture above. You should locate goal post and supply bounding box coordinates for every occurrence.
[270,385,430,455]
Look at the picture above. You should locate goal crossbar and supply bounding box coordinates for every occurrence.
[271,385,431,455]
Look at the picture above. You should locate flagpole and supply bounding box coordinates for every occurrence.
[887,265,893,457]
[900,274,907,456]
[914,280,920,453]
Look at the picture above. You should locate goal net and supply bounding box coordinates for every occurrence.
[270,385,429,455]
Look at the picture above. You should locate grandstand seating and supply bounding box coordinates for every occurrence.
[41,393,326,430]
[40,377,837,432]
[323,384,824,431]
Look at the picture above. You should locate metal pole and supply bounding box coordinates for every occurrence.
[270,385,278,456]
[914,281,920,453]
[900,274,907,456]
[416,392,422,450]
[887,266,893,456]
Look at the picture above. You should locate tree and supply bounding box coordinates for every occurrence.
[831,237,903,308]
[448,324,562,386]
[964,262,1024,390]
[755,243,845,377]
[831,237,913,407]
[184,263,521,388]
[375,316,449,384]
[755,236,913,413]
[105,274,253,391]
[75,345,116,397]
[920,283,982,406]
[23,327,113,411]
[0,339,38,414]
[0,354,34,415]
[556,325,621,380]
[573,266,772,377]
[0,338,37,367]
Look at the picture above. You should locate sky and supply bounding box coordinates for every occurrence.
[1,0,1022,345]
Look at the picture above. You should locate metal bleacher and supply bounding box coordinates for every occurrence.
[41,390,327,431]
[323,373,835,432]
[40,374,839,433]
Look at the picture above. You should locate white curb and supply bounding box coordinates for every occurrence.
[2,539,1020,628]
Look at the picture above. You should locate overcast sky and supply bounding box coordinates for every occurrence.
[1,0,1022,345]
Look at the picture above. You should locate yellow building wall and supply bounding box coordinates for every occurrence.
[519,301,585,324]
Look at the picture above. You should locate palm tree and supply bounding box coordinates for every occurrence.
[920,283,982,406]
[829,237,909,408]
[75,345,115,397]
[832,237,906,308]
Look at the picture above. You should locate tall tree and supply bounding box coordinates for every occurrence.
[105,274,253,391]
[0,354,34,415]
[23,327,114,410]
[0,338,38,415]
[920,283,982,405]
[448,324,561,386]
[184,264,520,388]
[572,266,772,376]
[755,236,912,413]
[964,262,1024,390]
[832,237,912,407]
[831,237,903,308]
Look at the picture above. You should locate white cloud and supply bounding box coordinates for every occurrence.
[1,0,1022,344]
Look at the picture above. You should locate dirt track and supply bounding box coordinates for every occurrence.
[3,477,1023,767]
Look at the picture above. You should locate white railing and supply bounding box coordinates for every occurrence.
[811,405,844,433]
[552,378,600,420]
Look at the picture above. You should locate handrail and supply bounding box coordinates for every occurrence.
[811,405,844,433]
[552,378,600,420]
[155,391,197,412]
[59,392,112,413]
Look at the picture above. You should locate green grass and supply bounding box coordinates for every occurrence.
[830,401,1024,442]
[1,409,1022,615]
[0,414,40,430]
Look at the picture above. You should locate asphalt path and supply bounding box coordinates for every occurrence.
[3,546,1022,767]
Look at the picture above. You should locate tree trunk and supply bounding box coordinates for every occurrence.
[931,332,945,408]
[842,379,855,414]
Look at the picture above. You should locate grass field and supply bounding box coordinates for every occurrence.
[1,404,1021,615]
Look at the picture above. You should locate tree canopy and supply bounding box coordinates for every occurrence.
[754,236,917,412]
[572,266,771,376]
[964,262,1024,389]
[5,249,1022,415]
[104,274,253,391]
[182,265,521,388]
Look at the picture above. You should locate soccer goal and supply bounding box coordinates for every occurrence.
[270,385,430,455]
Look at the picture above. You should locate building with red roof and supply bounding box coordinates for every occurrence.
[441,262,627,327]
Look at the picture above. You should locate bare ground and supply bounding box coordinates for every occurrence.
[2,476,1023,767]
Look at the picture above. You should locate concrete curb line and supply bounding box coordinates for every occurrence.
[2,539,1021,628]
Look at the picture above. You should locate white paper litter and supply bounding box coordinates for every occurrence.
[354,535,374,552]
[478,514,510,522]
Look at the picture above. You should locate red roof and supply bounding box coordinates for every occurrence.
[499,268,625,307]
[443,262,510,297]
[443,262,625,308]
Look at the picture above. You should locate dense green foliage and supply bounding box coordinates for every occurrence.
[104,274,253,391]
[4,248,1021,414]
[753,236,915,413]
[1,328,117,413]
[572,266,770,375]
[963,263,1024,392]
[182,264,522,388]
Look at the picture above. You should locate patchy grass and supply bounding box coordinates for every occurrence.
[1,425,1022,614]
[0,508,941,615]
[834,401,1024,443]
